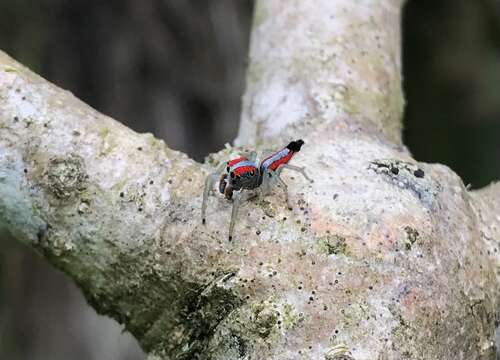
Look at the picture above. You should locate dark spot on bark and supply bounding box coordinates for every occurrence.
[369,159,439,208]
[120,192,124,197]
[36,223,49,243]
[13,116,19,122]
[414,169,425,178]
[137,147,142,151]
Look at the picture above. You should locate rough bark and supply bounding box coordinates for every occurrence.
[236,0,404,146]
[0,1,498,359]
[470,183,500,292]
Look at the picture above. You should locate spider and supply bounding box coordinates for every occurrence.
[201,139,313,240]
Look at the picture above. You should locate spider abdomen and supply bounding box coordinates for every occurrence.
[260,139,304,173]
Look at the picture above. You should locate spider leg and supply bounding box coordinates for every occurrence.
[228,190,258,241]
[202,162,227,225]
[259,168,273,194]
[276,164,314,183]
[228,192,242,241]
[201,176,212,224]
[272,169,293,210]
[260,167,292,209]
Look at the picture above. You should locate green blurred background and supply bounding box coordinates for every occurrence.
[0,1,499,359]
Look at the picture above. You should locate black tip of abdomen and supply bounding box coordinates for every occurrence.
[286,139,304,152]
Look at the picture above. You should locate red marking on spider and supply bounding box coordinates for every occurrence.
[202,140,313,240]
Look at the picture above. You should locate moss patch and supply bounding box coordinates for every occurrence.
[250,302,279,338]
[318,234,348,256]
[282,302,300,330]
[404,226,419,250]
[44,155,87,199]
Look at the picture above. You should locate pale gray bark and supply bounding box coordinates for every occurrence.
[0,1,498,359]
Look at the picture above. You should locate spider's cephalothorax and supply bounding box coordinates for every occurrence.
[219,156,261,200]
[202,139,313,240]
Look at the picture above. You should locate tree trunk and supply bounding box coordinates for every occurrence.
[0,1,498,359]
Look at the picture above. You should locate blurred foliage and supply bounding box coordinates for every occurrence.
[0,0,499,359]
[0,0,253,161]
[403,0,500,188]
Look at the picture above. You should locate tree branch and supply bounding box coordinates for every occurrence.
[237,0,405,147]
[0,0,498,359]
[0,50,206,355]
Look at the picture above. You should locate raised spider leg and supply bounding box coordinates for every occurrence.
[259,167,292,210]
[202,161,227,225]
[228,190,258,241]
[272,170,293,210]
[270,164,313,210]
[276,164,314,183]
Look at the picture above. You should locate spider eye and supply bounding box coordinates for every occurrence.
[226,167,230,172]
[230,172,235,178]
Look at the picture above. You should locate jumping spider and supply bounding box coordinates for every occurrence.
[201,139,313,240]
